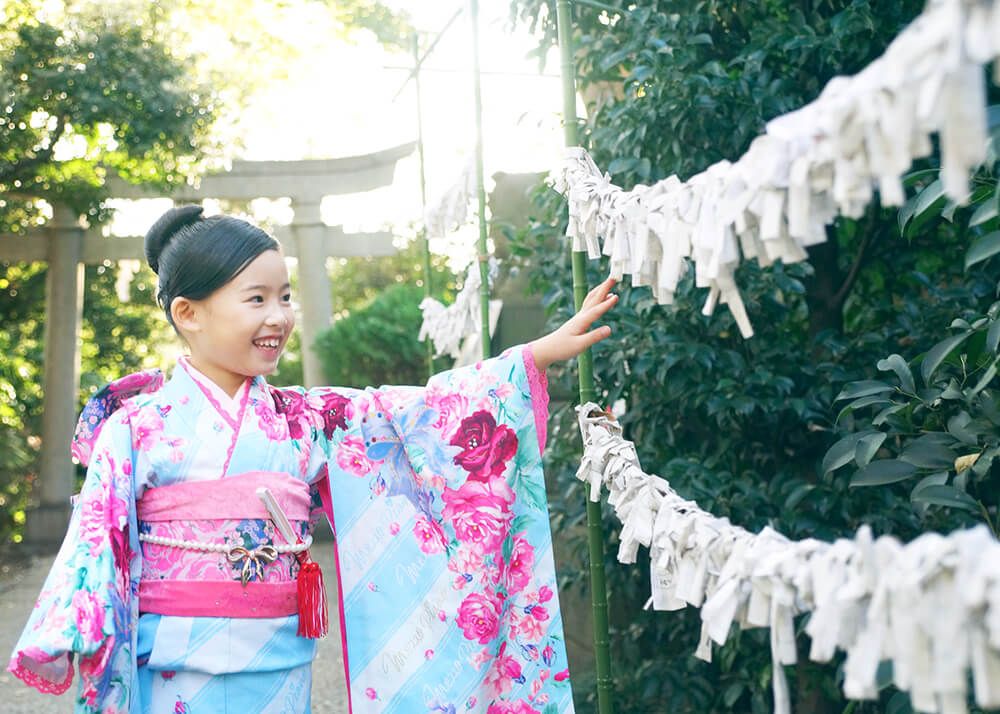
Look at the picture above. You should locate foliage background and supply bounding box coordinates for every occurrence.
[0,0,420,548]
[508,1,1000,712]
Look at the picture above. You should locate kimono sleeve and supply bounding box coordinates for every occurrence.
[8,408,137,711]
[315,344,575,713]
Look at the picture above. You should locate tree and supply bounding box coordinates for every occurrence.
[509,2,1000,712]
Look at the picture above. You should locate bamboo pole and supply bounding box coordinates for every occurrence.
[412,33,435,379]
[556,1,614,711]
[469,0,492,360]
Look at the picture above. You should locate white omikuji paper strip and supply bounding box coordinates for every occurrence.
[418,258,499,358]
[424,158,477,239]
[553,0,999,339]
[576,404,1000,714]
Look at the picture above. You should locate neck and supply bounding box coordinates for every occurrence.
[185,356,248,399]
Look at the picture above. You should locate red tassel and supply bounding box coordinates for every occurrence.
[296,554,329,639]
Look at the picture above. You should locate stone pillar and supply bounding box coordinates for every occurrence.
[26,204,84,548]
[291,200,332,388]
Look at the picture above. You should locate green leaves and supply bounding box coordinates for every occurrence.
[850,459,917,486]
[876,354,915,394]
[964,230,1000,269]
[920,331,972,383]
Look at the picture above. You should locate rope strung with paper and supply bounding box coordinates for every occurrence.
[418,257,499,358]
[553,0,999,339]
[424,158,477,238]
[576,403,1000,714]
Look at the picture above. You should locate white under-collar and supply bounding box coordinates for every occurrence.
[177,356,251,422]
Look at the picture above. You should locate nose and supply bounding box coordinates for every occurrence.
[264,305,286,328]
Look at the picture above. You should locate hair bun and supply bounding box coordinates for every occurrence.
[144,204,204,274]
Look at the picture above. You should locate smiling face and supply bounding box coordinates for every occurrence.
[170,249,295,396]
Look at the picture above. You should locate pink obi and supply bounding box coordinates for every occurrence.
[137,471,311,618]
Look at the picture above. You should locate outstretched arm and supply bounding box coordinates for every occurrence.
[529,277,618,371]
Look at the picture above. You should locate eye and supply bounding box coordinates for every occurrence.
[248,295,264,304]
[282,293,292,303]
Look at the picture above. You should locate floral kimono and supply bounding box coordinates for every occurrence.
[8,345,574,714]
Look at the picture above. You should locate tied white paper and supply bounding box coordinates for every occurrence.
[553,0,999,339]
[576,403,1000,714]
[424,158,477,239]
[418,258,499,359]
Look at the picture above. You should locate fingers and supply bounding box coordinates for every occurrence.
[572,291,617,332]
[582,325,612,348]
[582,277,617,309]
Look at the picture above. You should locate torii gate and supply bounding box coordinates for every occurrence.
[0,142,414,546]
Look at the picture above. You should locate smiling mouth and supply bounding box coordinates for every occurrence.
[253,337,282,350]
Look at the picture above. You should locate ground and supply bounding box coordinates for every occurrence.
[0,543,350,713]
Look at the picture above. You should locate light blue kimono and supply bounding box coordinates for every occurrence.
[9,345,575,714]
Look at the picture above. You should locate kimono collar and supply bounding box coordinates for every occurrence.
[176,356,257,424]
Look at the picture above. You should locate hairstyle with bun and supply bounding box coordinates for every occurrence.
[144,205,280,328]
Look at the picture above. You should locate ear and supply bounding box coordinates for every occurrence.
[170,297,201,334]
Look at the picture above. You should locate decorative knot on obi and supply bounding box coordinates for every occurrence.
[137,471,312,618]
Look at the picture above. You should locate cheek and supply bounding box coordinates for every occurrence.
[284,307,296,331]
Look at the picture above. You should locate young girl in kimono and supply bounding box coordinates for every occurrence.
[9,204,618,714]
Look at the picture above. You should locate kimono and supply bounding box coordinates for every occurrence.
[8,345,574,714]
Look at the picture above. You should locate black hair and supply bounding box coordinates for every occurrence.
[144,204,280,327]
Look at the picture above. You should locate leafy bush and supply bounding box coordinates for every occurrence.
[508,1,1000,712]
[314,283,448,389]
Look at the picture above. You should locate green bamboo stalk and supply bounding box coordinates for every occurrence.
[469,0,491,360]
[556,1,614,711]
[412,33,435,379]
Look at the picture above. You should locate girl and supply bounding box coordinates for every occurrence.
[8,205,618,714]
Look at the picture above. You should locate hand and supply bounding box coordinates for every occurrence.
[530,278,618,371]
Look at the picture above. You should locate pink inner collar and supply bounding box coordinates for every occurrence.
[177,356,251,423]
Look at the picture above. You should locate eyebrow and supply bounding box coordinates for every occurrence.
[242,283,292,292]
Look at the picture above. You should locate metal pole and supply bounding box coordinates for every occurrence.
[469,0,491,360]
[556,1,614,711]
[412,33,435,378]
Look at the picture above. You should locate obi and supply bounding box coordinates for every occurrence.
[136,471,312,618]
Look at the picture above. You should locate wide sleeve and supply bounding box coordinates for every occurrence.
[7,409,139,713]
[314,344,575,713]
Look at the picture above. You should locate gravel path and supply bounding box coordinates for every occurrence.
[0,546,350,713]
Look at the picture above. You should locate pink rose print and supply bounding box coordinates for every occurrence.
[413,515,448,555]
[542,646,555,666]
[271,389,309,439]
[438,610,448,622]
[161,671,176,680]
[427,389,470,436]
[538,585,553,603]
[174,699,188,714]
[254,399,288,440]
[442,480,514,555]
[466,696,478,709]
[554,668,570,682]
[528,604,549,622]
[502,535,535,594]
[337,435,378,476]
[471,648,493,670]
[424,649,434,659]
[449,411,518,481]
[365,687,378,700]
[515,610,545,643]
[71,589,105,644]
[79,476,128,558]
[317,392,351,438]
[492,382,514,399]
[389,522,400,536]
[484,642,524,698]
[456,592,501,644]
[486,702,540,714]
[130,408,163,452]
[447,544,483,576]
